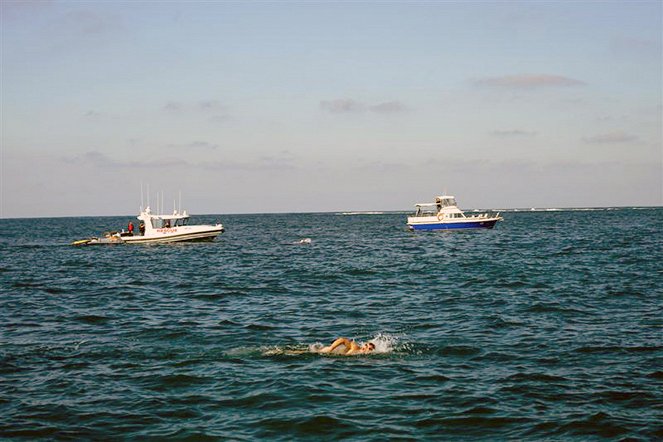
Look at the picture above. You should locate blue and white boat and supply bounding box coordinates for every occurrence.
[407,195,502,231]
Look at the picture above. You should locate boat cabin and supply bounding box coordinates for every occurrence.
[138,206,190,231]
[413,195,464,218]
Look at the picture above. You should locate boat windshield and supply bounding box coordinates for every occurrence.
[151,217,189,228]
[414,205,437,217]
[436,197,457,207]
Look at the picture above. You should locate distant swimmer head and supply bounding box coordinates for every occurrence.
[298,238,312,244]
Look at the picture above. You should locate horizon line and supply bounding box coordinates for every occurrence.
[1,205,662,220]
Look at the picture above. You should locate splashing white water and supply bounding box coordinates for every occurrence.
[366,333,399,354]
[307,333,400,355]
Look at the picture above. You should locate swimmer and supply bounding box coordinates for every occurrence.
[318,337,375,355]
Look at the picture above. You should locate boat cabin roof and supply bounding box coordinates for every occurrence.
[141,206,189,220]
[415,195,457,207]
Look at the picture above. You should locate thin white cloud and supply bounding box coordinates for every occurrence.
[163,101,183,112]
[491,129,537,137]
[209,115,230,124]
[321,99,406,114]
[611,37,661,58]
[474,74,586,89]
[67,151,188,169]
[166,141,219,150]
[199,150,298,172]
[63,10,122,35]
[369,101,407,113]
[198,100,223,111]
[1,0,55,18]
[320,99,364,113]
[583,132,639,144]
[164,99,227,116]
[84,110,102,118]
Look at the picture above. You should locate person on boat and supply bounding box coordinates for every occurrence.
[139,222,145,236]
[319,337,375,355]
[127,221,134,236]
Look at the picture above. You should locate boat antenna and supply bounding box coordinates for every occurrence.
[161,191,164,216]
[140,180,144,212]
[147,183,150,210]
[179,190,182,214]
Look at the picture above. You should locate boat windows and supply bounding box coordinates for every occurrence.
[152,218,171,228]
[415,207,436,217]
[172,218,189,227]
[149,217,190,228]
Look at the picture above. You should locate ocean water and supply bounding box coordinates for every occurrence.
[1,208,661,440]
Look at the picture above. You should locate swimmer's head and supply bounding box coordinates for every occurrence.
[363,342,376,352]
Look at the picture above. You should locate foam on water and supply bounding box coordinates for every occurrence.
[366,332,400,354]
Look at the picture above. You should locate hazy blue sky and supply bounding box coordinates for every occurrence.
[2,1,661,217]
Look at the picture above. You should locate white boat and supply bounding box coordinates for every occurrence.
[407,195,502,231]
[74,206,224,245]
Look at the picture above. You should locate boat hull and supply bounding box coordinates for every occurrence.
[121,227,224,244]
[407,219,499,231]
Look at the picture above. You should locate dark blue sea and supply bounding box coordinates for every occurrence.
[1,208,661,440]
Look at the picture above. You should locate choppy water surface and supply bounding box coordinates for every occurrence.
[1,209,661,440]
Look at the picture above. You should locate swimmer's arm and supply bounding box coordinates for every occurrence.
[320,337,352,353]
[345,341,363,355]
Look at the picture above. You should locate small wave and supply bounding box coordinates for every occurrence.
[574,345,661,354]
[342,268,379,277]
[524,303,588,315]
[416,374,451,382]
[646,370,663,379]
[44,286,67,294]
[131,373,212,392]
[558,412,629,438]
[437,345,482,357]
[244,323,275,331]
[216,319,242,327]
[74,314,111,324]
[256,414,356,435]
[505,372,567,383]
[598,390,656,406]
[555,245,578,255]
[461,406,498,415]
[415,415,529,429]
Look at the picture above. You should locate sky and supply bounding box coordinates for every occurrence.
[1,1,661,217]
